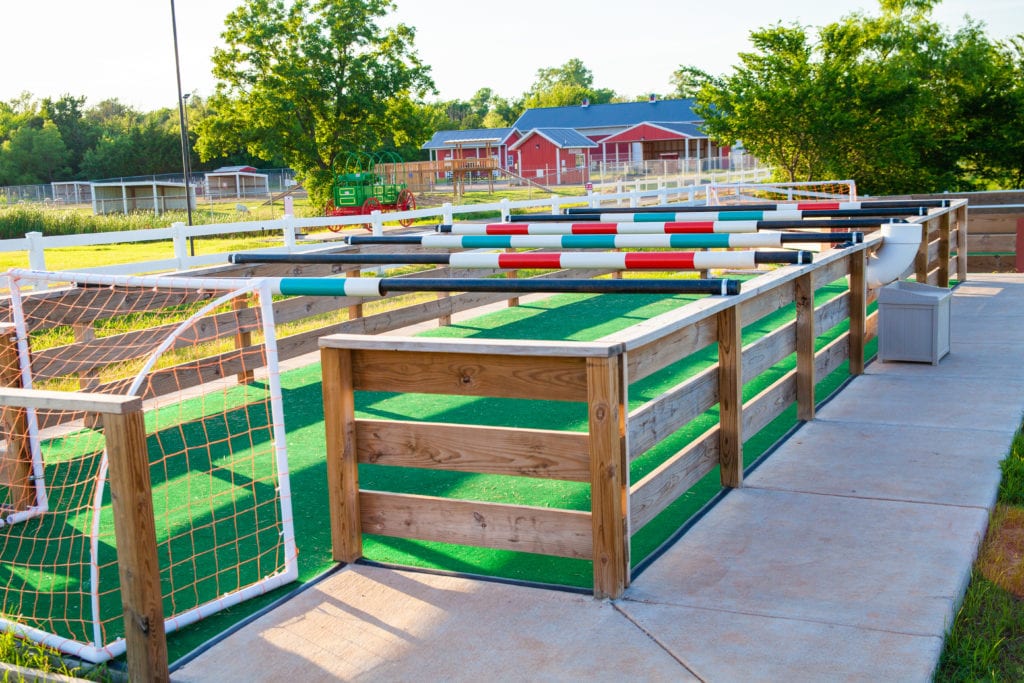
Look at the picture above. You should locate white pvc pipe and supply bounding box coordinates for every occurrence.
[865,223,923,289]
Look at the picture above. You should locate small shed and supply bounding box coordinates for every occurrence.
[204,166,270,199]
[51,181,93,205]
[507,128,597,185]
[90,180,195,215]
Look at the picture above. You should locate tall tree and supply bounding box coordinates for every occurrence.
[41,95,99,179]
[522,58,617,109]
[0,122,70,185]
[695,0,1015,194]
[196,0,434,207]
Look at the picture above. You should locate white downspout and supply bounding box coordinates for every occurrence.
[866,222,922,289]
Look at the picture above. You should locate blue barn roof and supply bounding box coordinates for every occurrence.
[421,128,517,150]
[512,99,700,132]
[509,128,599,150]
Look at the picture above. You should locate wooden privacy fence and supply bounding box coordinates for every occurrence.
[317,200,966,599]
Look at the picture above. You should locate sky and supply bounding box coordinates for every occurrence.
[2,0,1022,112]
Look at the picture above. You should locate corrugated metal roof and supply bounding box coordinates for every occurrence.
[421,128,517,150]
[512,99,700,131]
[509,128,599,151]
[211,165,258,173]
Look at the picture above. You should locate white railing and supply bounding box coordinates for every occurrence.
[4,174,791,277]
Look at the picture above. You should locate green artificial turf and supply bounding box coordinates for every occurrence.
[2,278,877,667]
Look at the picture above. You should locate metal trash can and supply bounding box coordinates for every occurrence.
[877,281,951,364]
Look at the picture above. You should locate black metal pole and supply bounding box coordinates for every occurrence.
[563,200,947,215]
[376,278,742,296]
[230,251,812,266]
[170,0,194,256]
[509,208,921,221]
[343,231,863,246]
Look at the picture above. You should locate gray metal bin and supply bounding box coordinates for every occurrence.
[877,281,951,364]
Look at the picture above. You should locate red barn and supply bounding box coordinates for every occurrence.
[507,128,597,185]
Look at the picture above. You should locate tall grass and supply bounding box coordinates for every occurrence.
[937,428,1024,681]
[0,200,327,241]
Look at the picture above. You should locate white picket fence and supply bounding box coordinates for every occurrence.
[2,172,814,278]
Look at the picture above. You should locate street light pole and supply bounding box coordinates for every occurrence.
[170,0,195,256]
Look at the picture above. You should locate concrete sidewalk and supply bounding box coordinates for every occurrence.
[173,274,1024,682]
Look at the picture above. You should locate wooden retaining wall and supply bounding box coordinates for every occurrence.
[317,201,966,600]
[896,190,1021,272]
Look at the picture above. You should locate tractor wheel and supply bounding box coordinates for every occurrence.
[362,197,383,231]
[325,199,344,232]
[396,189,416,227]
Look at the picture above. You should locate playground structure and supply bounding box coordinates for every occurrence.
[0,196,968,679]
[325,151,417,230]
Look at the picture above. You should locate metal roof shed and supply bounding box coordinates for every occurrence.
[204,166,270,199]
[90,180,195,215]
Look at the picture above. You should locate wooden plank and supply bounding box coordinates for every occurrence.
[814,292,849,336]
[815,257,850,288]
[938,212,951,287]
[625,316,717,384]
[321,347,362,563]
[739,284,796,328]
[965,214,1019,234]
[626,367,717,459]
[742,371,797,437]
[360,490,593,559]
[102,410,169,682]
[795,273,815,421]
[717,307,742,488]
[967,254,1018,273]
[848,251,866,376]
[355,420,590,481]
[629,431,718,530]
[323,333,621,358]
[741,321,796,384]
[587,355,628,598]
[349,349,590,402]
[967,234,1016,253]
[815,334,851,380]
[0,388,141,414]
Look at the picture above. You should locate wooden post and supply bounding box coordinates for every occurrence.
[915,218,932,284]
[232,295,255,384]
[0,327,33,511]
[717,306,743,488]
[103,408,169,683]
[957,204,969,281]
[938,211,951,287]
[795,273,816,421]
[587,354,628,599]
[848,250,867,376]
[321,347,362,562]
[346,269,364,323]
[505,248,520,308]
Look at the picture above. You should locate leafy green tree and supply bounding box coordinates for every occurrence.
[522,58,617,109]
[0,122,70,184]
[670,66,719,99]
[196,0,434,207]
[695,0,1019,194]
[695,24,832,183]
[41,95,99,178]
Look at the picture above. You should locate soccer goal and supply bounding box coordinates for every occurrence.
[0,269,297,663]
